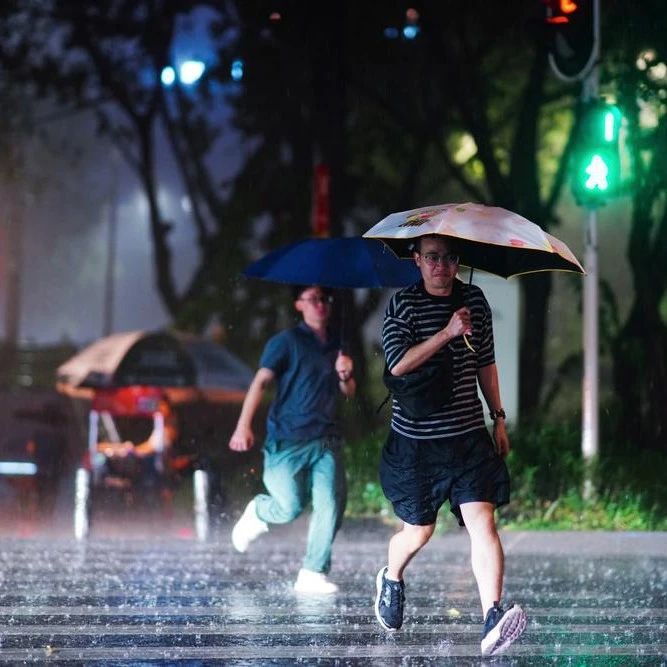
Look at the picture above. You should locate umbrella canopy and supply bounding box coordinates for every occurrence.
[243,236,420,288]
[56,330,254,403]
[363,202,584,279]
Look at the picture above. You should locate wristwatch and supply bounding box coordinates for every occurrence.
[489,408,506,421]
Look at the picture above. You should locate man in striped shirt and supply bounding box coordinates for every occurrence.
[374,234,526,656]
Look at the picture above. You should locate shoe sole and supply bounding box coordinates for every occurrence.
[374,567,400,632]
[230,529,248,553]
[481,605,527,656]
[294,585,338,595]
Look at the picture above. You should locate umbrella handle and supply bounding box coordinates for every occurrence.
[462,268,476,353]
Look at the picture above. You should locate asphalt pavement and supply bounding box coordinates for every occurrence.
[0,511,665,665]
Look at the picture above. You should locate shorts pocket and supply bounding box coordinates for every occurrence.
[381,431,420,471]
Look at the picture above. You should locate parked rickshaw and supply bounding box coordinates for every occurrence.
[73,385,210,540]
[57,330,253,541]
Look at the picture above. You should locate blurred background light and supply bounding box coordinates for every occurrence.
[231,58,244,81]
[161,66,176,86]
[403,25,419,40]
[179,60,206,85]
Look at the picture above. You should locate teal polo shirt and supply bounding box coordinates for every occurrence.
[260,322,341,441]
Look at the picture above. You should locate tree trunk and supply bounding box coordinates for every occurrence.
[519,272,553,417]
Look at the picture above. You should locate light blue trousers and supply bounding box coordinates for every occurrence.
[254,436,346,574]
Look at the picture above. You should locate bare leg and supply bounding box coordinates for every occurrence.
[460,501,504,616]
[387,522,435,580]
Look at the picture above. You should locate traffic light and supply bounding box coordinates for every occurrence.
[571,101,622,208]
[544,0,597,80]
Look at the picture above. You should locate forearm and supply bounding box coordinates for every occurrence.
[390,329,453,376]
[478,363,502,412]
[235,372,270,429]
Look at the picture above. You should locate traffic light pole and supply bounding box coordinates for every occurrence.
[582,207,598,461]
[546,0,602,492]
[581,62,600,475]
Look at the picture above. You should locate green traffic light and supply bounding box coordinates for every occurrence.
[584,155,610,191]
[572,101,623,207]
[603,112,616,142]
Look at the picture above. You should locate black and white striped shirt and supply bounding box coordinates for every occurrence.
[382,279,495,439]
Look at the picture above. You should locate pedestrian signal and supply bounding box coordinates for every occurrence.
[571,101,622,208]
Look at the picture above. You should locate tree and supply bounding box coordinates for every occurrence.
[0,0,244,331]
[603,1,667,450]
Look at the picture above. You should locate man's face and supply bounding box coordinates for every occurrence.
[294,286,333,325]
[414,237,459,293]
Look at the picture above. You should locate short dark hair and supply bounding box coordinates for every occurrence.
[292,285,310,301]
[411,235,458,254]
[291,284,331,301]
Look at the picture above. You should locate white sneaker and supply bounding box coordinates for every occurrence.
[293,568,339,594]
[231,499,268,553]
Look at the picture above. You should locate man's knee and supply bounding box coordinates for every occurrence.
[400,522,435,550]
[274,501,303,523]
[460,502,498,538]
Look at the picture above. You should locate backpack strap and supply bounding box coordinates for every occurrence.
[375,391,392,414]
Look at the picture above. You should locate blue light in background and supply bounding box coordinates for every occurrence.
[231,58,244,81]
[403,25,420,40]
[0,461,37,475]
[161,61,206,86]
[179,60,206,85]
[383,27,400,39]
[161,66,176,86]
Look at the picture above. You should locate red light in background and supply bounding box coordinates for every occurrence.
[544,0,579,24]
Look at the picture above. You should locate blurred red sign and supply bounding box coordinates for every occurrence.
[311,164,330,237]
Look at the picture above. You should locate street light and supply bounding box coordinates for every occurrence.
[160,60,206,87]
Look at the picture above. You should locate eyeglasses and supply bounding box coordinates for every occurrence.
[298,295,334,305]
[419,252,460,266]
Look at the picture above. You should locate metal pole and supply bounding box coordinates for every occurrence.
[546,0,601,486]
[102,151,119,336]
[5,145,24,346]
[582,208,598,461]
[581,1,601,478]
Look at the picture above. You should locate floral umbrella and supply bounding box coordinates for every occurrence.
[362,202,584,279]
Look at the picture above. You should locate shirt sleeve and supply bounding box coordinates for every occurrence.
[259,332,290,376]
[382,292,414,371]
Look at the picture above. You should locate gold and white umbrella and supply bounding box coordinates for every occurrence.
[363,202,584,278]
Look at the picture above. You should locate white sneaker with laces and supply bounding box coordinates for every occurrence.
[231,499,268,553]
[293,568,339,594]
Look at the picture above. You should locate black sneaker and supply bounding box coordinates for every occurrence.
[374,567,405,631]
[480,602,526,656]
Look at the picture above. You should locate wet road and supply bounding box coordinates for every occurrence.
[0,516,665,665]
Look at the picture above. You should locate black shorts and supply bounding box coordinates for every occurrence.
[379,428,510,527]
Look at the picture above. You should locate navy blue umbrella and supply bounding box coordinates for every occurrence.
[243,236,419,288]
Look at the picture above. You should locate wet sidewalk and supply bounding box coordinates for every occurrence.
[0,517,665,664]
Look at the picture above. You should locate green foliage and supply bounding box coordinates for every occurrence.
[343,432,392,519]
[344,421,667,530]
[501,422,667,530]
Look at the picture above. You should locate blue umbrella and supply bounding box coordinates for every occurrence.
[243,236,419,288]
